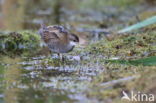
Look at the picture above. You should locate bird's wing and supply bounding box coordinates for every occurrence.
[47,25,68,40]
[42,30,60,43]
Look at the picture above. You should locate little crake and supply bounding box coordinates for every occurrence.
[38,24,79,57]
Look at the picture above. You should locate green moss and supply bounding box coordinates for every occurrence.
[0,31,41,56]
[85,31,156,59]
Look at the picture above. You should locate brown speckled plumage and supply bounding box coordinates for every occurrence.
[38,24,79,53]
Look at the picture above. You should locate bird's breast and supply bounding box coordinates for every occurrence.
[48,43,74,53]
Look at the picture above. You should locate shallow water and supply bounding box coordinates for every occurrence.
[0,55,104,103]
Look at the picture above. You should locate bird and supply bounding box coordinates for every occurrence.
[38,24,79,59]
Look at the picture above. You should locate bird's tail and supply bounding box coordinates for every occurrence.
[38,22,47,37]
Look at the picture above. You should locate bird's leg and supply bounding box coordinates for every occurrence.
[60,54,63,61]
[57,53,61,59]
[62,54,65,62]
[58,53,65,61]
[57,53,60,59]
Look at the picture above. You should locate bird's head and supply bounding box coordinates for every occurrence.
[69,33,79,46]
